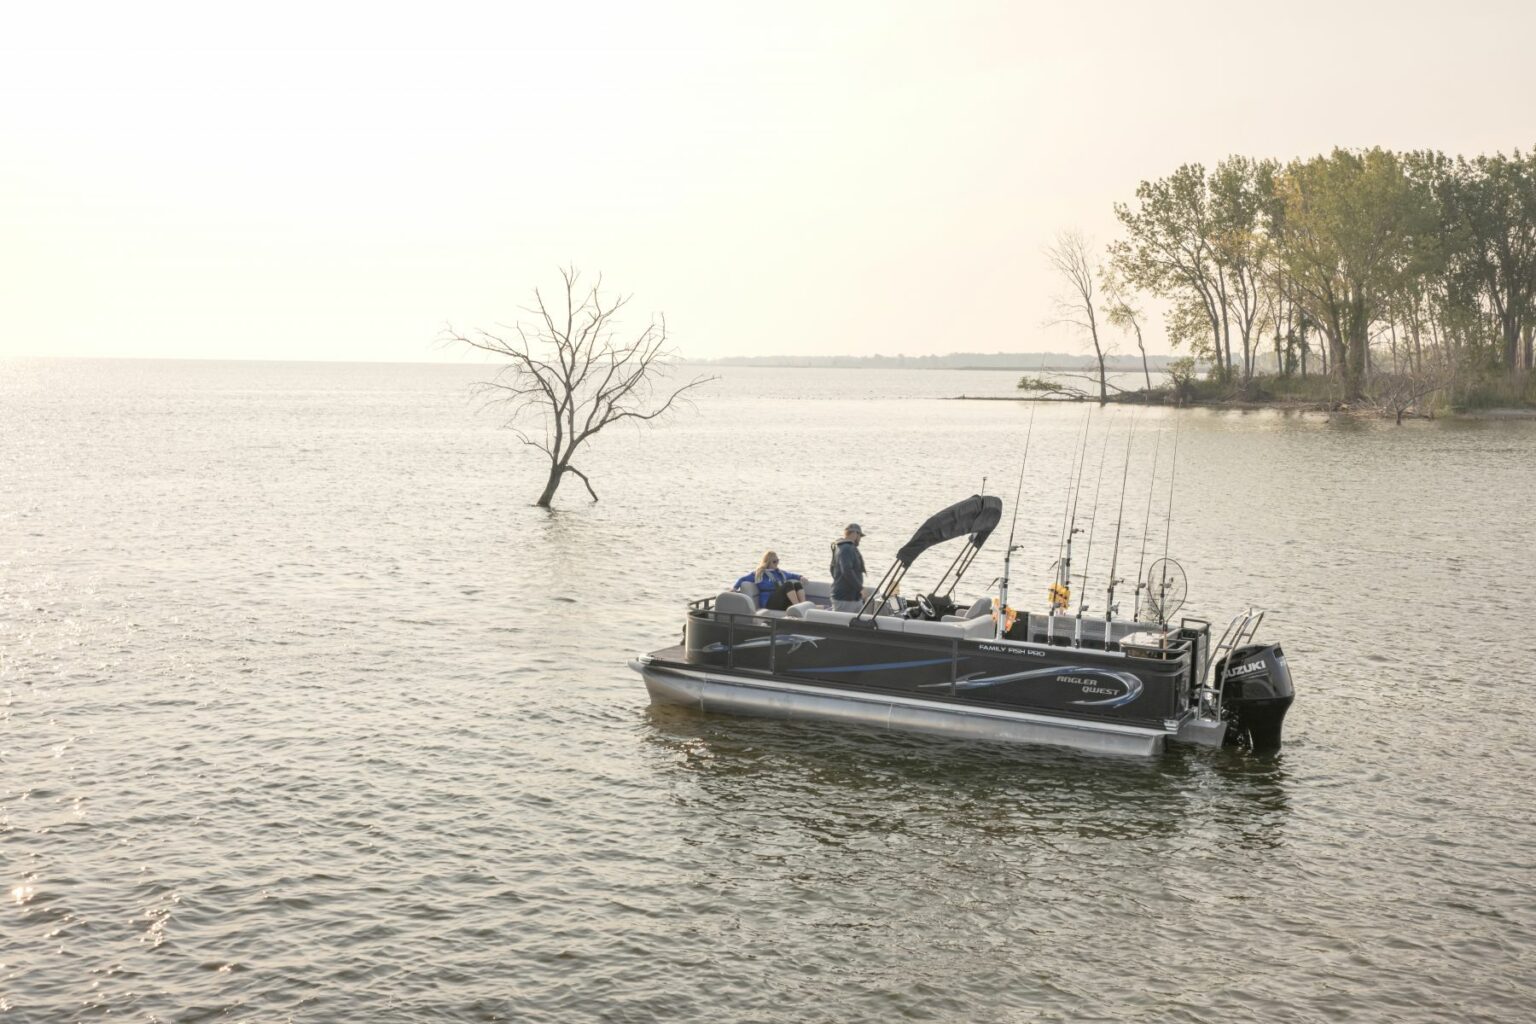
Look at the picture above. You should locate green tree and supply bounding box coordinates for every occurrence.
[1210,156,1280,383]
[1271,148,1435,400]
[1112,165,1232,379]
[1442,151,1536,372]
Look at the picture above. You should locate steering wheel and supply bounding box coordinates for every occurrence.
[916,594,936,620]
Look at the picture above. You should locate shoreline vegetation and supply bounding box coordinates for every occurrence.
[1037,147,1535,422]
[1005,364,1536,421]
[697,351,1176,372]
[953,379,1536,420]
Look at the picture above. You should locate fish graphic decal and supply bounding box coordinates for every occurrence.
[703,634,823,656]
[922,665,1145,708]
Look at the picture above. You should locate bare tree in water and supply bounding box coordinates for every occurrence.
[446,268,715,507]
[1046,230,1109,403]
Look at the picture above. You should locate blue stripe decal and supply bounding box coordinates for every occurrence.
[793,657,956,674]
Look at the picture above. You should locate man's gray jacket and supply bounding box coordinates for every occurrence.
[829,539,865,602]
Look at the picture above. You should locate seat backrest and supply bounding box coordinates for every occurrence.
[963,596,993,619]
[784,600,816,618]
[802,608,857,627]
[902,619,966,639]
[803,607,908,632]
[735,580,760,603]
[715,591,757,618]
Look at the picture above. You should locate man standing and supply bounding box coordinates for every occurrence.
[830,523,868,613]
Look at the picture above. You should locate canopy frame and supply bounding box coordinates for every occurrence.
[852,495,1004,624]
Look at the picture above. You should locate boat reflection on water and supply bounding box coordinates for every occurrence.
[641,702,1292,851]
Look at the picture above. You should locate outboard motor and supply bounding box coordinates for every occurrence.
[1215,644,1294,752]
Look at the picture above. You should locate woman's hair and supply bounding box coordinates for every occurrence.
[754,550,778,583]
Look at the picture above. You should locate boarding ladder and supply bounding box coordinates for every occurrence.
[1198,607,1265,717]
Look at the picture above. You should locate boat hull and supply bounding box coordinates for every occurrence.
[634,657,1170,757]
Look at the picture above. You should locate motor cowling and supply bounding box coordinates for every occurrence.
[1216,643,1294,753]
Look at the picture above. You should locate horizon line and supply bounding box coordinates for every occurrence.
[2,351,1178,369]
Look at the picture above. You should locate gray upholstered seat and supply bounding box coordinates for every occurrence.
[962,596,993,619]
[801,580,832,602]
[735,580,760,604]
[714,591,757,618]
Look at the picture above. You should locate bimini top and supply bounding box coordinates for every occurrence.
[894,494,1004,567]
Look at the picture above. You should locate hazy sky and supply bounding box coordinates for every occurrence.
[3,1,1532,363]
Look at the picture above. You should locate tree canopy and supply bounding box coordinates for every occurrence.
[1108,147,1536,403]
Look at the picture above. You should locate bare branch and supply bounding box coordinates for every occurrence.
[446,268,719,507]
[565,465,600,502]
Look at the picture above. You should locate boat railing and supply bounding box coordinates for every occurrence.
[702,605,970,695]
[1199,608,1265,716]
[697,604,1198,718]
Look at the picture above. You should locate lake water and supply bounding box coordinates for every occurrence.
[4,358,1535,1022]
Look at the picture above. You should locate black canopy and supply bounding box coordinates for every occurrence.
[894,494,1004,567]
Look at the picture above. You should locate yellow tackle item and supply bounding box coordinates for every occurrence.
[1048,582,1071,611]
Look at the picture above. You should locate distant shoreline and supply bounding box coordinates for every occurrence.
[704,363,1158,373]
[949,394,1536,419]
[696,353,1178,373]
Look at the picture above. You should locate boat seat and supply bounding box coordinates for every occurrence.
[739,578,817,614]
[756,608,788,619]
[714,591,757,619]
[902,619,963,639]
[784,601,816,618]
[961,616,996,638]
[802,608,911,632]
[961,596,993,619]
[802,608,855,628]
[904,617,997,640]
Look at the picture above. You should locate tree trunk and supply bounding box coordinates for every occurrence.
[1344,299,1369,402]
[535,463,564,507]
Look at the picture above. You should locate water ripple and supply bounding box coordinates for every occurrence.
[2,360,1534,1021]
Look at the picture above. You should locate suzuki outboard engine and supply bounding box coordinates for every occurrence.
[1215,644,1294,752]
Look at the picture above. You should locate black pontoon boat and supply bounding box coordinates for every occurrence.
[631,495,1293,757]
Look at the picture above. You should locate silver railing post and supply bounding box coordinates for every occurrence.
[950,639,959,697]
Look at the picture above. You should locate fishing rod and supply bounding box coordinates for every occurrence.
[1131,427,1164,623]
[1047,407,1093,643]
[1155,414,1182,629]
[995,375,1043,639]
[1103,414,1138,625]
[1073,415,1115,647]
